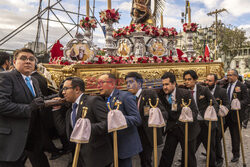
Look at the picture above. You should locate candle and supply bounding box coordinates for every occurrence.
[188,4,191,23]
[86,0,89,17]
[108,0,111,9]
[161,13,163,28]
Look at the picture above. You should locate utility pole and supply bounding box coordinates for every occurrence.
[207,8,227,60]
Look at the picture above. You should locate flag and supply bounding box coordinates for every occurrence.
[176,48,184,57]
[204,44,210,59]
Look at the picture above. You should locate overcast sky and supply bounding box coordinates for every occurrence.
[0,0,250,51]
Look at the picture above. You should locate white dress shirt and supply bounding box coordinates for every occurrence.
[71,93,84,127]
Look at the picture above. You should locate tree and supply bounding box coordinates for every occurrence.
[193,22,248,60]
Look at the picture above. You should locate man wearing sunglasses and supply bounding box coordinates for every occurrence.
[0,48,49,166]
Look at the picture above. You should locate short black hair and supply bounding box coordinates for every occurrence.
[227,69,238,76]
[161,72,176,83]
[106,73,116,80]
[0,52,11,66]
[208,73,218,82]
[64,77,85,92]
[183,70,198,80]
[125,72,144,85]
[14,48,34,60]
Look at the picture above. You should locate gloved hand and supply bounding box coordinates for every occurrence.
[30,97,45,111]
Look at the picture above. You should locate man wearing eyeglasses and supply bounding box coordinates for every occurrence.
[0,48,50,166]
[224,69,248,162]
[53,77,113,167]
[97,73,142,167]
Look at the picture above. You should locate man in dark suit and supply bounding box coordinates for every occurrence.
[158,72,200,167]
[183,70,219,167]
[97,73,142,167]
[125,72,167,167]
[54,77,113,167]
[0,51,11,72]
[0,48,49,166]
[205,74,230,167]
[224,69,249,162]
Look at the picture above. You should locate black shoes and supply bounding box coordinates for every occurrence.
[231,156,239,163]
[216,161,223,167]
[50,149,64,160]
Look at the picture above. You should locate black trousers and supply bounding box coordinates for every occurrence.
[0,150,49,167]
[159,127,197,167]
[215,125,223,163]
[138,127,153,167]
[224,119,241,158]
[196,122,216,167]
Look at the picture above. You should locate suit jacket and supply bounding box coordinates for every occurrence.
[213,86,230,110]
[226,80,249,123]
[31,71,49,96]
[65,95,113,167]
[109,89,142,159]
[196,84,219,129]
[138,89,168,146]
[0,70,42,162]
[158,87,200,141]
[213,86,229,128]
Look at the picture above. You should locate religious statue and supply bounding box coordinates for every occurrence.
[130,0,164,26]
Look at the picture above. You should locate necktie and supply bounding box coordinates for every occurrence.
[168,94,172,104]
[25,77,35,97]
[72,103,78,128]
[106,96,112,109]
[227,84,232,101]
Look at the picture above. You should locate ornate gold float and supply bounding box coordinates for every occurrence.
[42,62,224,94]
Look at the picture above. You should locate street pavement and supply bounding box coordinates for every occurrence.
[26,127,250,167]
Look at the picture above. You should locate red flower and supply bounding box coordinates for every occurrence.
[85,17,89,21]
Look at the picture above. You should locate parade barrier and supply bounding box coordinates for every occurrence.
[218,100,229,167]
[179,99,193,167]
[148,98,166,167]
[70,107,90,167]
[231,94,246,167]
[204,100,218,167]
[107,100,127,167]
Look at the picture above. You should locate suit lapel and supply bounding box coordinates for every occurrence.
[110,89,119,109]
[76,94,88,120]
[196,84,201,106]
[213,86,219,99]
[31,77,40,97]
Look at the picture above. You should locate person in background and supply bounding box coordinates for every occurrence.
[224,69,248,162]
[158,72,200,167]
[0,51,11,72]
[183,70,219,167]
[97,73,142,167]
[125,72,167,167]
[0,48,50,167]
[205,74,230,167]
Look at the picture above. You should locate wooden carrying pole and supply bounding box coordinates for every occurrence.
[206,100,212,167]
[72,107,88,167]
[233,94,246,167]
[219,100,228,167]
[107,101,120,167]
[182,99,191,167]
[149,98,159,167]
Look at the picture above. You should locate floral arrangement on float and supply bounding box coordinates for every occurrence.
[183,23,198,32]
[112,24,178,38]
[49,52,213,65]
[99,9,120,24]
[80,17,97,29]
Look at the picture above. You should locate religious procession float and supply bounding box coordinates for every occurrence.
[40,0,224,94]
